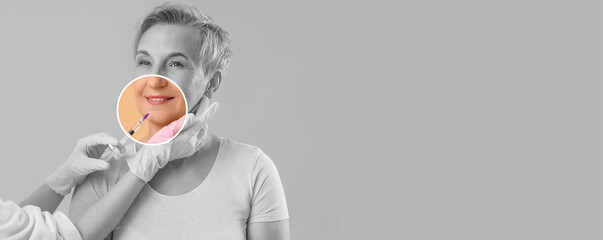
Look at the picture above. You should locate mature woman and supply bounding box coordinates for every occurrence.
[70,2,290,240]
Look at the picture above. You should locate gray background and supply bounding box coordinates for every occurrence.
[0,0,601,239]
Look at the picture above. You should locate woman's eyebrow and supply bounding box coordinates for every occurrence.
[136,50,151,56]
[135,50,191,61]
[166,52,191,61]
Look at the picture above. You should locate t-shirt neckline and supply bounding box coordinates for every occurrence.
[141,136,225,200]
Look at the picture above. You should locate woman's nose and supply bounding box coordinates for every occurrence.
[147,64,167,77]
[147,76,168,89]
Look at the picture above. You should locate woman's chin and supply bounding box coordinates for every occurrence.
[149,118,178,127]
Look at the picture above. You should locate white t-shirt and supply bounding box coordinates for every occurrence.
[69,137,289,240]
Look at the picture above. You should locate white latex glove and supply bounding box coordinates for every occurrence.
[127,97,219,182]
[45,133,126,195]
[146,114,187,144]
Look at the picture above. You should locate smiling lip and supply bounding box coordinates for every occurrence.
[146,95,175,105]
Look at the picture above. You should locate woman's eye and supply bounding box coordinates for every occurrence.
[137,60,151,66]
[169,61,184,68]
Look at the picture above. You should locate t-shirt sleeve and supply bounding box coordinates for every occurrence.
[248,149,289,223]
[0,198,82,240]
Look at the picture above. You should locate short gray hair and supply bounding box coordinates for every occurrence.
[134,2,233,76]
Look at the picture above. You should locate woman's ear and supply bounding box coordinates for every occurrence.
[205,70,222,99]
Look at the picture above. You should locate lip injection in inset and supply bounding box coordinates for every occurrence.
[99,113,149,161]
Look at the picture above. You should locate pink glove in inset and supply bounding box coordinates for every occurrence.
[147,115,187,144]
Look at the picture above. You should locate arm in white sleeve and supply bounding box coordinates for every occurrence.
[248,148,290,223]
[0,198,82,240]
[247,148,290,240]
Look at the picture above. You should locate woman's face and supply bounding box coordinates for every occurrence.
[132,76,186,127]
[134,23,209,116]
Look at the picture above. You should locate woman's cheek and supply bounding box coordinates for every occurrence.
[136,96,147,116]
[131,87,144,114]
[134,65,152,76]
[179,97,187,116]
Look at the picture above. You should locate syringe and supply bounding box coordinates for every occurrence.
[99,113,149,161]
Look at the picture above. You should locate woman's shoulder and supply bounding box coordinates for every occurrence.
[218,136,262,156]
[216,135,273,165]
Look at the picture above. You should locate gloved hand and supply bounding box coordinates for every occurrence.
[127,97,219,182]
[146,114,187,144]
[45,133,126,195]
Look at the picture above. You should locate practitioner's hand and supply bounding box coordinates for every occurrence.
[146,114,187,144]
[45,133,126,195]
[127,97,219,182]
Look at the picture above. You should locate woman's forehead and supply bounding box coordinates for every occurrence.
[137,24,201,62]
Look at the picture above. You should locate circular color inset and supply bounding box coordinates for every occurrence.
[116,74,188,145]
